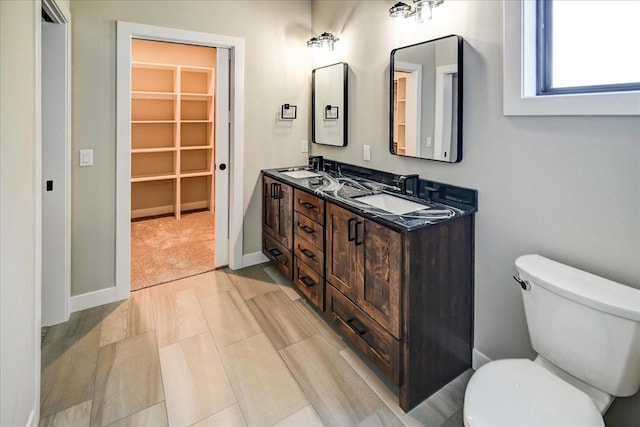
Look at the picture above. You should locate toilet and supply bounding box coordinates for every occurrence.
[463,254,640,427]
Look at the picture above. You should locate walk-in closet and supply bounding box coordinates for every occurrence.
[130,39,216,290]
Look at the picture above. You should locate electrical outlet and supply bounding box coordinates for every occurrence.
[301,140,308,153]
[426,137,432,148]
[363,145,371,161]
[79,149,93,167]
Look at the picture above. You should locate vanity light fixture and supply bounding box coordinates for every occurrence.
[307,32,339,51]
[389,0,444,23]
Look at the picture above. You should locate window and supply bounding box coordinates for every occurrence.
[536,0,640,95]
[503,0,640,116]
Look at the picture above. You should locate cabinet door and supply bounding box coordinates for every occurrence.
[325,203,360,300]
[262,176,293,249]
[356,219,402,339]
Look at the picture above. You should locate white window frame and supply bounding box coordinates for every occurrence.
[503,0,640,116]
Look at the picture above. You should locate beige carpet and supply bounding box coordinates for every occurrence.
[131,211,214,291]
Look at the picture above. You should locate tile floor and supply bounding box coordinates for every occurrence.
[40,263,471,427]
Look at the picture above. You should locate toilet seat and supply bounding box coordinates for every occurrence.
[463,359,604,427]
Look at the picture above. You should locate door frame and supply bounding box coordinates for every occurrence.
[115,21,245,301]
[41,0,71,326]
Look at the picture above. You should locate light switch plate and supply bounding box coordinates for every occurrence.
[301,140,308,153]
[79,149,93,167]
[363,145,371,161]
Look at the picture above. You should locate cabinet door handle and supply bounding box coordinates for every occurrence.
[298,222,315,234]
[299,247,315,259]
[270,183,276,198]
[347,218,356,242]
[346,318,367,336]
[268,248,282,258]
[354,220,364,246]
[299,276,316,288]
[299,200,316,210]
[273,183,282,200]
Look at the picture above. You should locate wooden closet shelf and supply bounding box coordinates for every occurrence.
[180,146,212,151]
[181,93,213,100]
[131,62,177,71]
[131,173,177,183]
[132,120,177,124]
[131,39,215,219]
[131,147,177,154]
[181,170,213,178]
[131,91,177,100]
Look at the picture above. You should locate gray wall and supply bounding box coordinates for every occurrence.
[1,1,39,424]
[70,0,312,296]
[310,1,639,423]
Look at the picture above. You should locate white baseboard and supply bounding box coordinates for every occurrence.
[70,286,121,313]
[472,348,492,370]
[241,251,268,268]
[26,410,35,427]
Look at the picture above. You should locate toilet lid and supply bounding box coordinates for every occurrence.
[464,359,604,427]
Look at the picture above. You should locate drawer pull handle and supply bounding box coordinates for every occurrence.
[268,248,282,258]
[272,183,281,200]
[300,247,315,259]
[346,318,367,336]
[347,218,356,242]
[354,220,363,246]
[299,201,316,210]
[298,223,315,234]
[299,276,316,288]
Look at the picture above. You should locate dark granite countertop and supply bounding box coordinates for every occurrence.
[263,163,477,232]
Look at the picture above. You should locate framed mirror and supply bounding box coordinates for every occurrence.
[390,35,463,162]
[312,62,348,146]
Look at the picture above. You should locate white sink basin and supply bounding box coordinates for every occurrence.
[356,193,429,215]
[280,170,322,179]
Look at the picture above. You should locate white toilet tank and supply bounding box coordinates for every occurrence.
[516,254,640,397]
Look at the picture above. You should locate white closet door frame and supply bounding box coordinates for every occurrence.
[433,64,457,162]
[116,22,245,301]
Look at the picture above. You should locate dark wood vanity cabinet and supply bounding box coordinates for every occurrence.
[262,176,294,279]
[293,189,325,309]
[325,203,402,338]
[262,173,474,412]
[325,200,474,412]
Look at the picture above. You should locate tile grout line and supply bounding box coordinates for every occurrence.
[193,273,249,426]
[87,306,105,426]
[257,265,334,427]
[261,264,407,426]
[146,287,171,427]
[251,265,326,426]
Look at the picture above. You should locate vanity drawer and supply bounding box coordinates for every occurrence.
[294,211,323,249]
[294,258,324,310]
[263,231,293,280]
[294,235,324,276]
[326,285,400,385]
[294,190,325,225]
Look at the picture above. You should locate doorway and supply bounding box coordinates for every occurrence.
[129,39,217,290]
[116,22,244,302]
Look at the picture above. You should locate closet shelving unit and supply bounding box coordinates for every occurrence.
[393,74,407,155]
[131,61,215,219]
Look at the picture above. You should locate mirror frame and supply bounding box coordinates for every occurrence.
[312,62,348,147]
[389,35,463,162]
